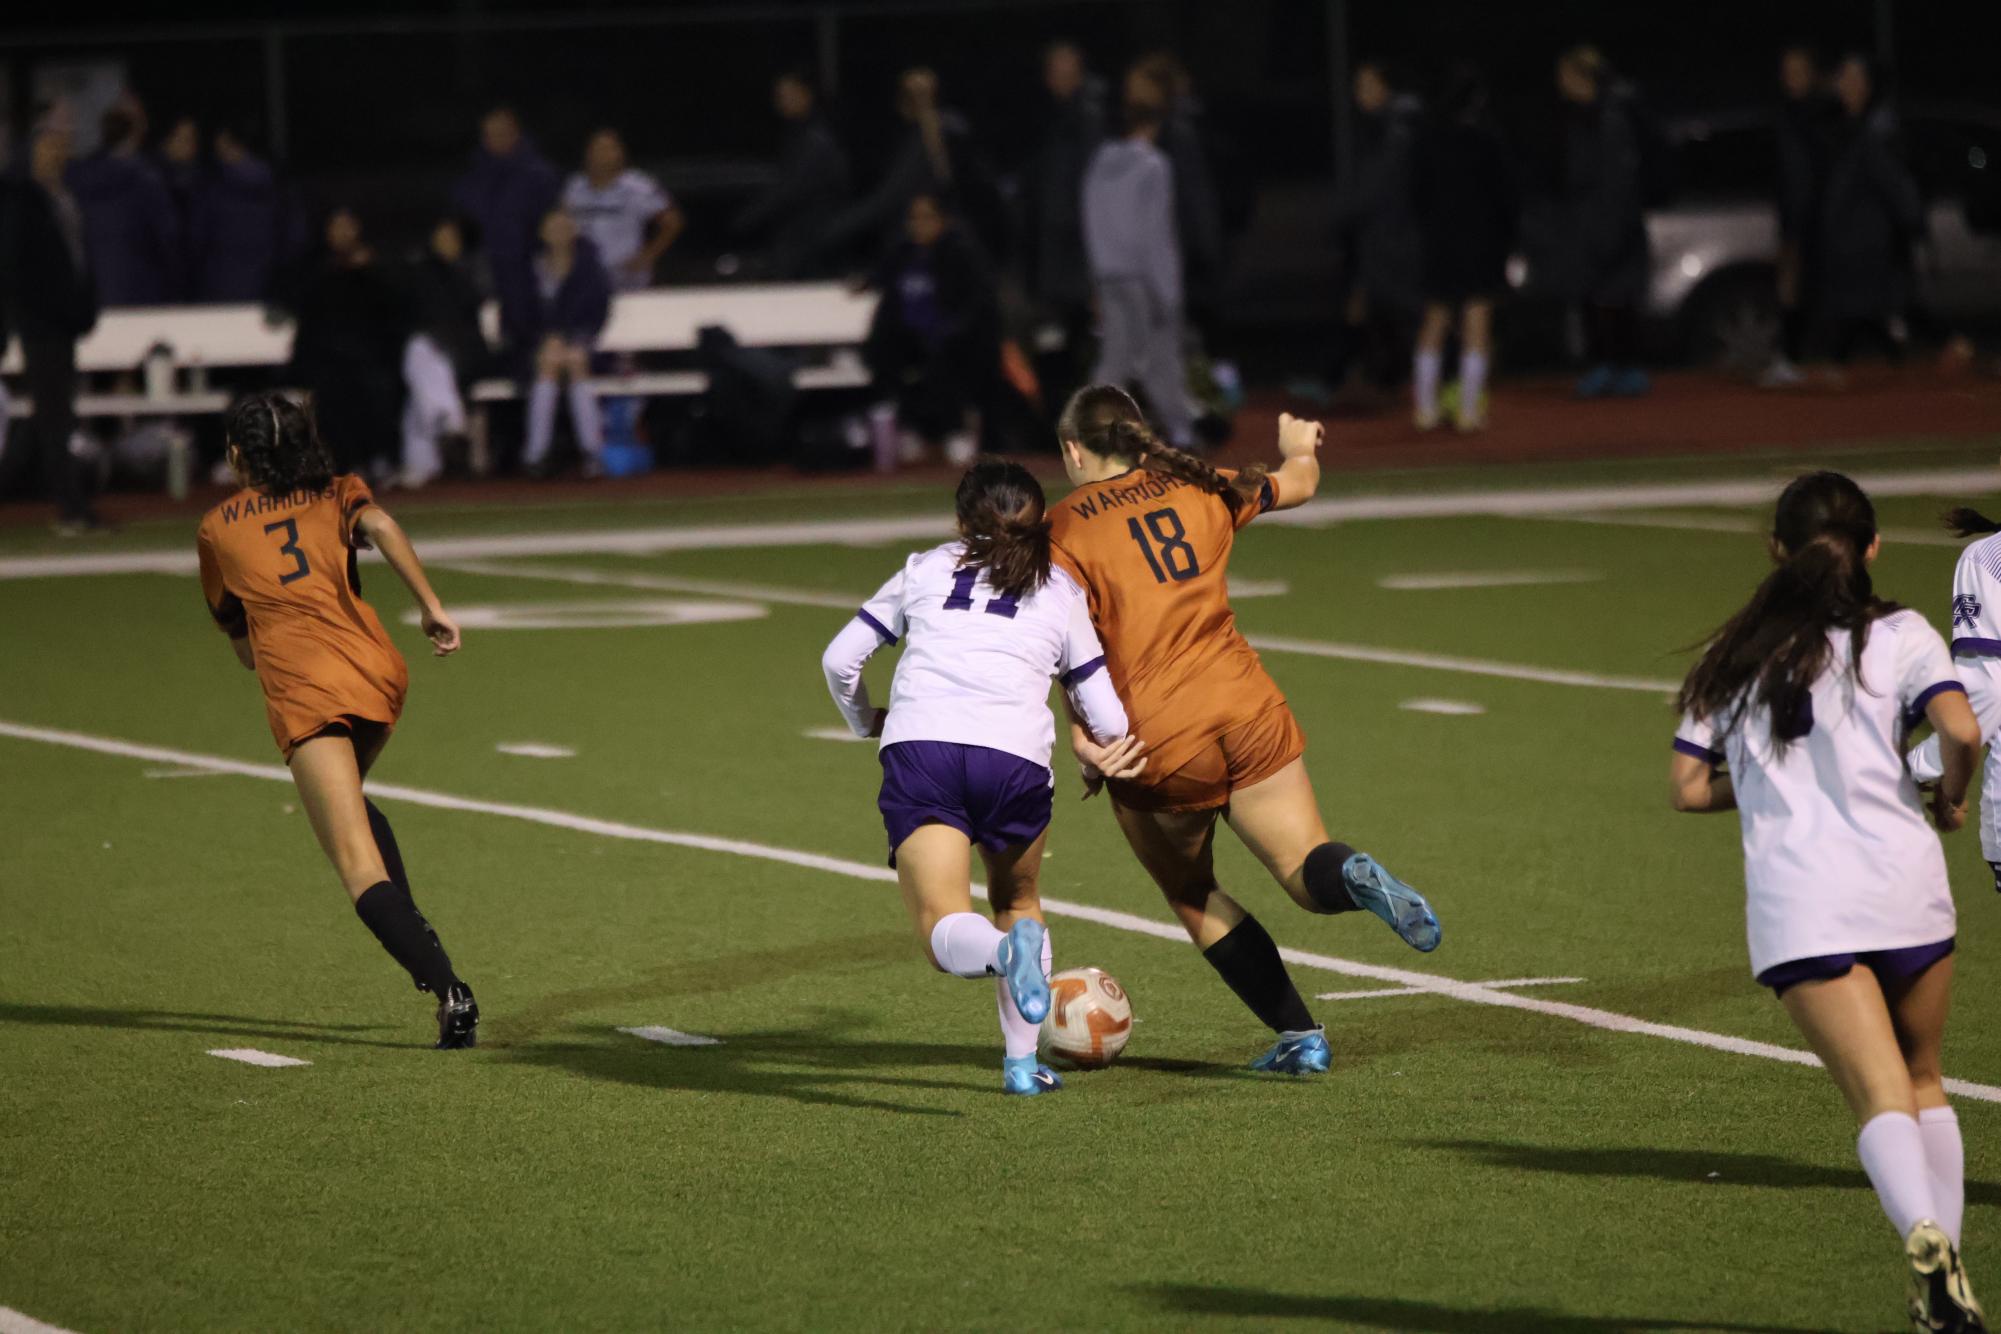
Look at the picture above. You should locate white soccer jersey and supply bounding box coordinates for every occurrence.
[1674,609,1964,976]
[821,542,1125,769]
[1909,533,2001,862]
[561,170,671,283]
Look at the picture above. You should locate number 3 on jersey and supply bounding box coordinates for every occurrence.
[264,517,311,584]
[1127,508,1199,583]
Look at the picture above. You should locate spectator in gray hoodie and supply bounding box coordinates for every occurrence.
[1081,75,1193,448]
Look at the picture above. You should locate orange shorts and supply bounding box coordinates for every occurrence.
[1109,703,1306,813]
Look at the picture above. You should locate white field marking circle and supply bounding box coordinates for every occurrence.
[803,727,871,743]
[618,1026,723,1046]
[403,598,768,631]
[207,1048,311,1068]
[10,717,2001,1103]
[496,742,577,759]
[1400,698,1487,716]
[1317,976,1585,1001]
[8,462,1997,581]
[0,1305,82,1334]
[1226,578,1290,598]
[1377,569,1601,591]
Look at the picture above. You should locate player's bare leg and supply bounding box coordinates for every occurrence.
[894,823,1055,1094]
[1110,800,1325,1074]
[1225,758,1441,952]
[291,731,476,1048]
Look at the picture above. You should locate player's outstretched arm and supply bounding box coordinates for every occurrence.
[1668,751,1735,814]
[356,507,461,658]
[1264,412,1324,512]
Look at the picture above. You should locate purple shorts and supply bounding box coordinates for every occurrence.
[1757,938,1956,996]
[877,741,1053,867]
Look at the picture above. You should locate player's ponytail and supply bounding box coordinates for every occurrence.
[225,392,334,496]
[955,458,1053,601]
[1057,383,1267,516]
[1943,505,2001,538]
[1678,471,1897,753]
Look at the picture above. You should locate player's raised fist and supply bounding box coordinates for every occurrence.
[1277,412,1323,459]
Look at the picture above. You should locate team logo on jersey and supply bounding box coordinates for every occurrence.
[1954,594,1983,629]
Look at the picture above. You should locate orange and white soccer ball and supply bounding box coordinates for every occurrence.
[1038,967,1133,1069]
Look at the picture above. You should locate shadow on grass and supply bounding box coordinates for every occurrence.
[1423,1139,2001,1207]
[499,1016,1021,1117]
[1140,1285,1834,1332]
[0,1001,412,1048]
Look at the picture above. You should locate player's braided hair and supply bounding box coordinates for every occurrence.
[225,392,334,496]
[1056,383,1267,517]
[1679,471,1899,755]
[956,459,1052,601]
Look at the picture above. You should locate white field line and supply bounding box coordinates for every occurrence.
[1378,569,1601,591]
[0,1307,81,1334]
[443,561,1681,696]
[143,765,234,778]
[1317,975,1585,1002]
[618,1026,722,1047]
[8,717,2001,1104]
[207,1048,311,1068]
[1540,510,1968,549]
[434,559,861,610]
[5,463,1993,581]
[1399,698,1488,716]
[803,726,871,743]
[496,743,577,759]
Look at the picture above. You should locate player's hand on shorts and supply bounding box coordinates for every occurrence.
[1076,734,1147,800]
[1931,786,1969,833]
[421,606,462,657]
[1277,412,1323,460]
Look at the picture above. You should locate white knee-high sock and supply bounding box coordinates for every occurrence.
[995,926,1054,1060]
[525,381,559,464]
[1458,350,1490,420]
[1920,1106,1965,1247]
[929,912,1003,979]
[1859,1111,1942,1238]
[566,382,604,457]
[1413,349,1442,420]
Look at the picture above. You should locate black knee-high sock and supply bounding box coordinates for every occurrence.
[1202,914,1317,1034]
[354,881,461,996]
[1302,841,1363,913]
[366,799,410,893]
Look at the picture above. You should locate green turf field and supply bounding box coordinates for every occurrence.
[6,440,2001,1332]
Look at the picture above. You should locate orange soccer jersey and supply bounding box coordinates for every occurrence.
[196,475,409,758]
[1048,467,1297,806]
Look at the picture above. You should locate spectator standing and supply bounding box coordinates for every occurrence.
[1081,78,1194,448]
[825,68,994,262]
[400,217,489,487]
[1555,46,1656,397]
[0,119,101,532]
[521,208,612,478]
[157,116,202,300]
[1024,42,1106,372]
[1410,67,1518,432]
[861,193,1001,468]
[1332,61,1424,396]
[1133,53,1226,337]
[191,126,286,303]
[286,207,410,477]
[453,108,559,358]
[1816,54,1924,370]
[1764,46,1827,387]
[561,128,682,293]
[733,71,850,278]
[67,100,178,307]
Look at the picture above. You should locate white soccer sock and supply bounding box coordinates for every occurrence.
[994,925,1054,1060]
[1413,349,1442,420]
[525,381,559,464]
[566,382,604,458]
[1858,1111,1942,1238]
[1920,1106,1966,1247]
[929,912,1004,979]
[1458,350,1490,421]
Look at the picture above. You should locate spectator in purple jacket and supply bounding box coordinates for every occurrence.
[157,116,201,299]
[521,208,613,477]
[452,108,560,359]
[190,126,287,304]
[67,99,178,307]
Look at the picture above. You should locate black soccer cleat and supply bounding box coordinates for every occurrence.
[434,982,479,1050]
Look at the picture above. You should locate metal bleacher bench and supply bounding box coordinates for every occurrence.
[0,281,878,419]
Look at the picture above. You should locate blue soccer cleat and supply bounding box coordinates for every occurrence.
[1002,1054,1064,1096]
[995,919,1050,1024]
[1343,853,1441,953]
[1250,1028,1331,1075]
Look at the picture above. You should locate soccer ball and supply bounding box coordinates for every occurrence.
[1039,967,1133,1069]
